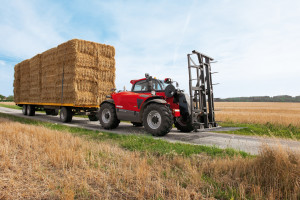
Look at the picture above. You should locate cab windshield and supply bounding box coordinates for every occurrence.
[132,79,168,92]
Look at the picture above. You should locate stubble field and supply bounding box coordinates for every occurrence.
[215,102,300,127]
[0,117,299,199]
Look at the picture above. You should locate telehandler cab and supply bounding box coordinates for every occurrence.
[98,50,218,136]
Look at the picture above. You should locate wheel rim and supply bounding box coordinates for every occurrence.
[61,110,65,120]
[147,110,161,129]
[22,105,26,113]
[101,108,111,123]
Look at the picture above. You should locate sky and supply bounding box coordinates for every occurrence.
[0,0,299,98]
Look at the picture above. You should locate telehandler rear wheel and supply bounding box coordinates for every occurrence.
[143,103,172,137]
[99,103,120,129]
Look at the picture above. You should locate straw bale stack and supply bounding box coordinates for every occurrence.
[14,39,116,106]
[18,60,30,102]
[29,54,42,102]
[13,63,21,103]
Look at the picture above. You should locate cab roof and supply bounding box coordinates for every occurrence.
[130,78,146,85]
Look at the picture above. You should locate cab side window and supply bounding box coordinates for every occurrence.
[152,80,163,90]
[133,80,148,92]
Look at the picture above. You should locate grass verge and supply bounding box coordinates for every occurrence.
[219,121,300,140]
[0,103,21,110]
[0,112,248,158]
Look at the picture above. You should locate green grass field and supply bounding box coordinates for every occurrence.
[219,121,300,140]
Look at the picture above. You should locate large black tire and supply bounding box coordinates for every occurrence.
[45,110,52,115]
[99,103,120,129]
[60,107,73,123]
[27,105,35,116]
[174,116,194,132]
[88,115,98,121]
[131,122,143,127]
[22,105,27,115]
[143,103,173,137]
[46,109,58,116]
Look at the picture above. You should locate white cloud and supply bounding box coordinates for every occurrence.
[0,60,5,66]
[0,0,299,97]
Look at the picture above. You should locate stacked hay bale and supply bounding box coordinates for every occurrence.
[41,48,58,103]
[18,60,30,102]
[29,54,42,102]
[13,63,21,103]
[14,39,116,106]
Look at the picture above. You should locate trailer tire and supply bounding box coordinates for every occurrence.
[143,103,172,137]
[131,122,143,127]
[60,107,73,123]
[27,105,35,116]
[174,116,194,132]
[99,103,120,129]
[22,105,27,115]
[88,115,98,121]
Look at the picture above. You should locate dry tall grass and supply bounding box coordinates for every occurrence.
[0,118,299,199]
[0,102,15,105]
[215,102,300,127]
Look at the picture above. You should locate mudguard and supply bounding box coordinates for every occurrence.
[138,98,167,121]
[100,99,114,106]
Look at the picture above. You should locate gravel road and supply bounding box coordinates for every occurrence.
[0,106,299,155]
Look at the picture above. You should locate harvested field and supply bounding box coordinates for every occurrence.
[0,102,15,105]
[215,102,300,127]
[14,39,115,106]
[0,118,299,199]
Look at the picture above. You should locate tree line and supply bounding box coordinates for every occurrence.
[214,95,300,102]
[0,94,14,101]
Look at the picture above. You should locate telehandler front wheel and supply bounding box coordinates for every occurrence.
[143,103,173,137]
[99,103,120,129]
[174,116,194,132]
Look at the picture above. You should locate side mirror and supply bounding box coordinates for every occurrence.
[145,73,149,78]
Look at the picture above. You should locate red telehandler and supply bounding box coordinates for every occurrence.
[98,50,218,136]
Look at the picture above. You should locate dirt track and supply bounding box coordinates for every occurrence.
[0,106,299,155]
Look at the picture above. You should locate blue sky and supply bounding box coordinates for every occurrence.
[0,0,299,98]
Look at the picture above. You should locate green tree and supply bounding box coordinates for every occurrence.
[0,94,5,100]
[6,95,14,101]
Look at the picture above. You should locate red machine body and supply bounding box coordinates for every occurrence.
[112,78,180,116]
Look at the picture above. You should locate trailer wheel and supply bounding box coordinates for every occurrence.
[22,105,27,115]
[27,105,35,116]
[99,103,120,129]
[143,103,172,137]
[88,115,98,121]
[60,107,73,123]
[174,116,194,132]
[131,122,143,127]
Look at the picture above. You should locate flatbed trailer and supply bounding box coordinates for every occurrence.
[17,102,100,122]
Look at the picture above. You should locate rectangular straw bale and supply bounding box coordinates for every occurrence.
[19,60,30,102]
[13,63,21,102]
[29,54,41,102]
[14,39,116,106]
